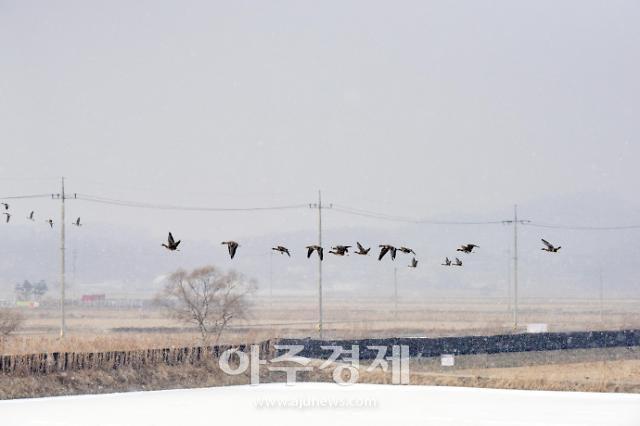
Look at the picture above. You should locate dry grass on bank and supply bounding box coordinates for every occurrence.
[0,333,266,356]
[5,296,640,355]
[2,356,640,400]
[1,297,639,399]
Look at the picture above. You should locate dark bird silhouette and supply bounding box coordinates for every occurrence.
[398,246,416,255]
[453,257,463,266]
[457,244,479,253]
[441,257,452,266]
[3,213,10,223]
[222,241,239,259]
[1,203,8,210]
[306,245,324,261]
[355,242,370,255]
[541,239,561,253]
[73,217,82,226]
[408,257,418,268]
[329,245,351,256]
[272,246,290,257]
[162,232,180,251]
[27,211,34,221]
[46,219,53,228]
[378,244,397,261]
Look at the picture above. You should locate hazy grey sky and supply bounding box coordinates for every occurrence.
[2,0,640,301]
[1,0,639,240]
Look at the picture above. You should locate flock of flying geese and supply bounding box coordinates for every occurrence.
[2,202,563,265]
[161,233,562,268]
[1,203,82,227]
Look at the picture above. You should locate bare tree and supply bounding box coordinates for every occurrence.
[155,265,255,346]
[0,308,24,349]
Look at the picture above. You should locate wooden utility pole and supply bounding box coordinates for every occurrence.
[59,177,66,338]
[309,191,331,339]
[52,177,76,339]
[394,267,398,319]
[513,205,518,329]
[502,205,529,330]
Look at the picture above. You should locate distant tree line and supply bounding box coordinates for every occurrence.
[14,280,48,301]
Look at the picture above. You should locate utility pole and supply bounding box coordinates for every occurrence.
[317,190,323,339]
[599,268,604,324]
[52,177,76,339]
[513,205,518,329]
[269,250,273,309]
[72,248,77,300]
[309,190,332,339]
[506,248,512,313]
[502,205,529,331]
[59,177,66,338]
[393,267,398,319]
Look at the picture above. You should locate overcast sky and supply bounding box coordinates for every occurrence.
[1,0,639,242]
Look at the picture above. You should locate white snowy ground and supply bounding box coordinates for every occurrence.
[2,383,640,426]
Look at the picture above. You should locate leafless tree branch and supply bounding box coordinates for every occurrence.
[154,265,255,346]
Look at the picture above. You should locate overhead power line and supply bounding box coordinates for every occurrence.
[0,193,54,200]
[334,205,640,230]
[3,191,640,231]
[332,204,504,225]
[0,177,60,182]
[524,221,640,231]
[74,194,309,212]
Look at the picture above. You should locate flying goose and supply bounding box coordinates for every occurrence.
[355,242,370,255]
[73,217,82,226]
[329,245,351,256]
[46,219,53,228]
[541,239,561,253]
[162,232,180,251]
[222,241,239,259]
[398,246,416,255]
[457,244,479,253]
[453,257,463,266]
[408,257,418,268]
[378,244,397,261]
[306,245,324,261]
[27,211,34,221]
[3,212,10,223]
[1,203,8,210]
[272,246,291,257]
[441,257,452,266]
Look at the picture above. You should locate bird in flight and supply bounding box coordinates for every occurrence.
[378,244,397,261]
[162,232,181,251]
[355,242,370,255]
[453,257,463,266]
[541,239,561,253]
[73,217,82,227]
[27,211,34,221]
[329,245,351,256]
[3,213,10,223]
[46,219,53,228]
[398,246,416,255]
[408,257,418,268]
[1,203,8,210]
[441,257,452,266]
[306,245,323,261]
[272,246,290,257]
[457,244,479,253]
[222,241,240,259]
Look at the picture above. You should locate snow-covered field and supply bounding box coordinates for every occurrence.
[2,383,640,426]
